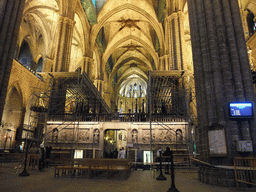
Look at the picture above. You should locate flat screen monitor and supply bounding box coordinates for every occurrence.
[229,102,254,118]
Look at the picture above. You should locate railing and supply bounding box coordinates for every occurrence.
[47,113,187,123]
[0,153,25,168]
[234,157,256,188]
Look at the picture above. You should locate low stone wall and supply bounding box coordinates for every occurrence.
[198,165,256,188]
[198,166,236,187]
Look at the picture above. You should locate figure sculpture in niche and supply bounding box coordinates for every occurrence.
[93,129,100,143]
[52,128,58,142]
[132,129,138,143]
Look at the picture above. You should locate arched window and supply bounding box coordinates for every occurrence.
[176,129,183,143]
[247,10,256,37]
[1,87,23,146]
[36,58,43,72]
[75,67,81,73]
[18,41,34,69]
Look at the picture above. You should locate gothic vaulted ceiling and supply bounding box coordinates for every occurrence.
[20,0,168,100]
[91,0,165,95]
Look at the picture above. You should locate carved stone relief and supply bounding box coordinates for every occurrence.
[158,130,172,142]
[78,129,90,142]
[60,129,73,142]
[142,130,155,144]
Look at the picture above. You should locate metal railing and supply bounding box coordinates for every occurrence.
[47,113,186,123]
[234,157,256,188]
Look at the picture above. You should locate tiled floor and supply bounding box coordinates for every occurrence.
[0,167,253,192]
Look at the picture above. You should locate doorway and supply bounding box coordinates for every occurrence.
[104,129,127,158]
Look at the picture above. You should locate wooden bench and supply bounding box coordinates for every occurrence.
[54,160,74,177]
[54,158,132,179]
[108,159,132,179]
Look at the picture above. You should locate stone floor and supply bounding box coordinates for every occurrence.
[0,167,254,192]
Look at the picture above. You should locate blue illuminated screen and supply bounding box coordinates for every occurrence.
[229,102,254,118]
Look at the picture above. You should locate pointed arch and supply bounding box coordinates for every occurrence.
[90,3,164,56]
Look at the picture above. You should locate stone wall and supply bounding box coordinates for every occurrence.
[45,121,189,158]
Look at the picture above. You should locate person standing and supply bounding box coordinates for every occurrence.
[163,147,171,174]
[163,147,171,156]
[39,143,45,171]
[45,145,52,168]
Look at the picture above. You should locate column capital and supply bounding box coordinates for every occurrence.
[58,16,76,26]
[42,57,54,72]
[166,12,178,22]
[81,56,94,73]
[159,55,169,60]
[83,57,94,63]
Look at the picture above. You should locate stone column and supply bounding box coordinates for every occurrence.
[50,16,75,115]
[239,9,250,41]
[42,58,54,72]
[188,0,256,164]
[165,12,187,71]
[0,0,25,122]
[53,16,75,72]
[159,56,165,71]
[82,57,93,74]
[94,79,103,95]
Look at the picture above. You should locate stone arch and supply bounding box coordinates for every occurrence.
[103,35,158,71]
[74,8,91,54]
[109,57,152,83]
[23,0,60,60]
[90,3,164,56]
[245,1,256,16]
[246,9,256,37]
[23,10,51,57]
[70,10,91,72]
[116,71,148,95]
[23,95,34,127]
[176,129,183,143]
[17,40,34,70]
[118,75,147,97]
[36,57,43,72]
[1,85,23,149]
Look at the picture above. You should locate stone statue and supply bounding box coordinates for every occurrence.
[52,128,58,142]
[132,129,138,143]
[93,129,100,143]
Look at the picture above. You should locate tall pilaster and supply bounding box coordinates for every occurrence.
[188,0,256,164]
[0,0,25,122]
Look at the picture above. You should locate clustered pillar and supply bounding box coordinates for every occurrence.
[50,15,75,115]
[165,11,187,71]
[0,0,25,122]
[53,16,75,72]
[188,0,256,164]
